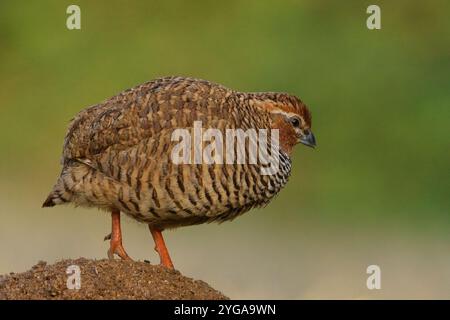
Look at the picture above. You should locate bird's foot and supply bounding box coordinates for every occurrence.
[107,209,132,261]
[107,240,132,261]
[156,247,174,269]
[149,227,174,269]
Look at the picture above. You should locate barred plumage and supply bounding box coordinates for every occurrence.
[43,76,315,267]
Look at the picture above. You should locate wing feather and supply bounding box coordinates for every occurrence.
[62,77,234,163]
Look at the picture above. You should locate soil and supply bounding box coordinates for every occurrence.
[0,258,228,300]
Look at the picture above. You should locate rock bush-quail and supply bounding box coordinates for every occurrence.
[43,76,315,268]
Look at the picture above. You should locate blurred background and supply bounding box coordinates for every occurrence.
[0,0,449,299]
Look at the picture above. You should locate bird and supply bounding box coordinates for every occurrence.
[42,76,315,269]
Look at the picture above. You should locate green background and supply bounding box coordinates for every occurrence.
[0,1,449,298]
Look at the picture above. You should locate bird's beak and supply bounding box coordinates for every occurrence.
[300,131,316,148]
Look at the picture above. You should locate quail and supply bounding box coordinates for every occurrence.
[43,76,315,269]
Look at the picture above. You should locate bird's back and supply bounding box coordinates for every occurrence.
[62,76,234,162]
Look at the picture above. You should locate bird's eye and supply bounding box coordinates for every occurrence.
[290,117,301,128]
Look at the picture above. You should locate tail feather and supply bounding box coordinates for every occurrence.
[42,191,69,207]
[43,190,71,207]
[42,177,72,207]
[42,193,57,207]
[43,163,84,208]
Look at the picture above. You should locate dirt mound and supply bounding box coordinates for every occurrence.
[0,258,228,300]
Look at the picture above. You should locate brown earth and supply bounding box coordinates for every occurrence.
[0,258,228,300]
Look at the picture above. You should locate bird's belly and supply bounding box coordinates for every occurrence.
[117,162,289,228]
[68,157,290,229]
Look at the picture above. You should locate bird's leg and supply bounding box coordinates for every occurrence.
[107,209,132,260]
[149,226,174,269]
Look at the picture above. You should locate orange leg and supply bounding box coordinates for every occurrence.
[107,209,132,260]
[149,227,174,269]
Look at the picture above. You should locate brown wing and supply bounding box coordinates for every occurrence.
[62,76,235,163]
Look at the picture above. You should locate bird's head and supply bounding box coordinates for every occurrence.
[250,93,315,155]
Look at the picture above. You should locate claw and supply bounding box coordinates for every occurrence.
[108,241,131,260]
